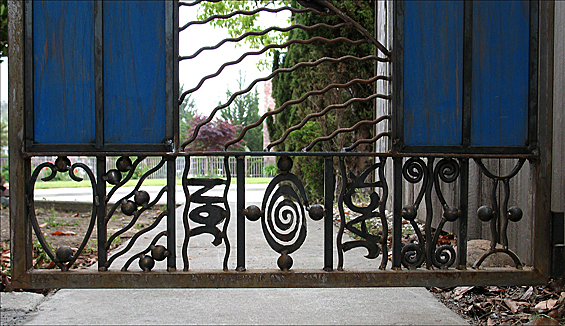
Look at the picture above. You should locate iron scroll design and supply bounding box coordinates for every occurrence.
[399,157,429,269]
[26,156,98,271]
[473,159,526,269]
[337,157,389,270]
[23,154,532,278]
[399,158,461,270]
[181,156,231,271]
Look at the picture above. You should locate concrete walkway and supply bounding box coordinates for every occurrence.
[4,188,467,325]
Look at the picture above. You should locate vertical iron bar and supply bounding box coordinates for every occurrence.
[323,156,334,271]
[528,0,539,149]
[94,0,104,149]
[167,157,176,271]
[96,156,107,270]
[236,156,246,271]
[462,0,472,148]
[392,0,404,150]
[165,0,177,150]
[424,157,435,268]
[392,157,402,269]
[457,158,469,269]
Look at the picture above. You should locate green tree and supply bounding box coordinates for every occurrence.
[267,0,377,200]
[0,0,7,58]
[179,84,196,143]
[0,120,7,148]
[196,0,291,69]
[220,72,262,151]
[194,0,377,200]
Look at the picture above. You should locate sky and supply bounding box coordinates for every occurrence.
[178,5,289,117]
[0,5,290,119]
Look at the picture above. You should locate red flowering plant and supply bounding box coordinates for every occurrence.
[183,115,245,152]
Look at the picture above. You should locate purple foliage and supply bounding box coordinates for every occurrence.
[183,115,245,152]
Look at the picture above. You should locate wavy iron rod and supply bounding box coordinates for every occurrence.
[320,0,390,58]
[105,186,168,250]
[180,6,330,32]
[179,0,221,7]
[266,93,390,151]
[343,132,391,152]
[303,116,391,152]
[179,37,369,102]
[224,75,390,150]
[181,55,386,150]
[106,210,167,268]
[180,23,350,60]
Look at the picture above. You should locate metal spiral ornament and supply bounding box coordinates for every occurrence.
[402,157,427,184]
[433,244,456,268]
[400,158,429,269]
[260,157,310,270]
[429,158,461,269]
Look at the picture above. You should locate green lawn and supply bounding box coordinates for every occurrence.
[34,177,273,189]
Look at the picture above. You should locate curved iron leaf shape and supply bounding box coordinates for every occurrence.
[27,158,97,271]
[106,210,167,269]
[105,157,167,222]
[337,157,388,270]
[429,158,461,269]
[105,187,168,251]
[182,157,231,271]
[122,230,168,271]
[473,158,526,270]
[400,158,429,269]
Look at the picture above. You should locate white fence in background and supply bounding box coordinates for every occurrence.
[30,156,270,180]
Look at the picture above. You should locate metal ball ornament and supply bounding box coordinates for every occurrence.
[401,205,417,221]
[139,255,155,272]
[151,245,169,261]
[121,200,137,216]
[277,156,293,173]
[55,156,71,172]
[277,253,293,271]
[134,191,150,206]
[477,205,495,222]
[308,204,324,221]
[104,169,122,185]
[244,205,262,221]
[443,206,461,222]
[116,156,133,172]
[507,206,523,222]
[55,246,74,263]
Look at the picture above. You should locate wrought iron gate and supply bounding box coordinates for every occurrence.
[7,0,558,289]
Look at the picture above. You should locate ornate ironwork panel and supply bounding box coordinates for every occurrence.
[7,0,555,290]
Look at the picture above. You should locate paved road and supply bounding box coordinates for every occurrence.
[34,184,267,205]
[7,186,467,325]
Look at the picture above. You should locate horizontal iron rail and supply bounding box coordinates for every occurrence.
[12,269,546,289]
[21,151,538,159]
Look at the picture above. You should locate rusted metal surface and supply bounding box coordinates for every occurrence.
[12,269,546,290]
